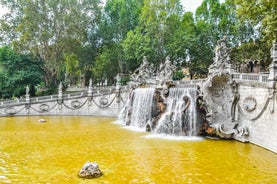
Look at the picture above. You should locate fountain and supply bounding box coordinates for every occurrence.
[120,56,202,136]
[119,37,269,142]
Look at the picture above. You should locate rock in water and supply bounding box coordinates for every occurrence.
[38,119,46,123]
[78,161,102,179]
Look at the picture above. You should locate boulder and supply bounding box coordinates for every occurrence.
[78,161,102,179]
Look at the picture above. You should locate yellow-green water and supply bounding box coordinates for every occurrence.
[0,116,277,184]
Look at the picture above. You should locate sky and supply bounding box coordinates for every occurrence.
[0,0,205,17]
[181,0,203,13]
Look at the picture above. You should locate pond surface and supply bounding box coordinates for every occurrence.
[0,116,277,184]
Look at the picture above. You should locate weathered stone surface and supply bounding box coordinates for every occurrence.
[78,161,102,179]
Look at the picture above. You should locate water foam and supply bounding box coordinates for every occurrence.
[143,133,204,141]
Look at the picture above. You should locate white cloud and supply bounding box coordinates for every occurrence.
[181,0,225,13]
[0,5,9,17]
[181,0,203,13]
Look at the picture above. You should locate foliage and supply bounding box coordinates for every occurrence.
[173,68,184,80]
[93,0,144,80]
[93,44,121,85]
[64,53,81,85]
[122,0,185,70]
[233,0,275,68]
[0,47,43,98]
[0,0,274,95]
[0,0,102,87]
[235,0,277,42]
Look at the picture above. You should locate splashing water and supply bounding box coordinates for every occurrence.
[130,88,155,128]
[155,88,197,136]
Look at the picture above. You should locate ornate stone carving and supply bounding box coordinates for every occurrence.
[268,41,277,81]
[202,37,249,141]
[208,36,232,75]
[71,100,81,108]
[5,107,16,115]
[129,56,155,87]
[156,56,176,89]
[99,97,109,106]
[39,104,50,112]
[242,97,257,112]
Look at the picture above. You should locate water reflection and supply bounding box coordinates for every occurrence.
[0,116,276,183]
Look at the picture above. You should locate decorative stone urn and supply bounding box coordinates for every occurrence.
[78,161,102,179]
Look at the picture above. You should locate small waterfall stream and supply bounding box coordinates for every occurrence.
[130,88,155,128]
[119,87,199,136]
[155,88,197,136]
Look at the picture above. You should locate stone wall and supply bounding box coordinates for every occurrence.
[236,81,277,153]
[0,89,130,117]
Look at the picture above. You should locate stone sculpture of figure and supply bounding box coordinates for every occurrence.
[130,56,152,84]
[58,82,63,99]
[216,37,229,64]
[157,56,176,88]
[115,73,121,86]
[181,96,190,135]
[271,41,277,64]
[59,82,63,91]
[89,78,92,87]
[149,90,167,130]
[209,36,232,73]
[26,85,30,95]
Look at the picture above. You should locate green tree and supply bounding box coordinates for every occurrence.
[235,0,277,42]
[0,0,102,88]
[0,47,43,98]
[64,53,80,85]
[92,0,144,80]
[233,0,276,69]
[122,0,184,71]
[93,43,122,85]
[191,0,256,77]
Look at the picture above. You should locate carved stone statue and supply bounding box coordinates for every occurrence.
[181,96,191,135]
[78,161,102,179]
[271,41,277,64]
[59,82,63,92]
[130,56,154,86]
[156,56,176,88]
[58,82,63,99]
[208,36,232,74]
[268,41,277,81]
[115,73,121,89]
[89,79,92,87]
[26,85,30,95]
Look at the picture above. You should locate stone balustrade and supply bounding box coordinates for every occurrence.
[231,72,269,82]
[0,73,271,107]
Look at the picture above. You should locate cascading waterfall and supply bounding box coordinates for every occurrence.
[129,88,155,128]
[155,88,197,136]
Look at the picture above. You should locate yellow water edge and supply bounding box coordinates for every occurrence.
[0,116,277,184]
